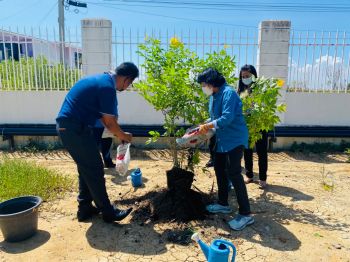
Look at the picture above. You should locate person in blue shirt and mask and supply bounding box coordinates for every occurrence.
[197,68,254,231]
[56,62,138,223]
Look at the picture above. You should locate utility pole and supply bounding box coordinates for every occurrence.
[58,0,65,63]
[58,1,87,64]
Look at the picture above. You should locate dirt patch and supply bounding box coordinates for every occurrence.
[1,149,350,262]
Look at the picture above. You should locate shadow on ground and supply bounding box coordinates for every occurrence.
[0,230,51,254]
[85,217,167,255]
[104,182,350,253]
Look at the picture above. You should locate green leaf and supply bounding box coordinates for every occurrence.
[136,37,237,167]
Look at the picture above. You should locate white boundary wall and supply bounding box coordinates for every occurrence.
[0,91,349,126]
[0,91,164,125]
[284,93,350,126]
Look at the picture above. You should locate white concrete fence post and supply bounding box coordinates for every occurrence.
[257,20,291,125]
[81,19,112,75]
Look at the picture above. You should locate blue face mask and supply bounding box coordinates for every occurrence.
[242,77,253,86]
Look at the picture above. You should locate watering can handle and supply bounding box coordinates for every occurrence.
[219,240,237,262]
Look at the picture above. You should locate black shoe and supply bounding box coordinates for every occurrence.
[205,159,214,168]
[77,204,100,222]
[102,207,133,223]
[104,159,116,168]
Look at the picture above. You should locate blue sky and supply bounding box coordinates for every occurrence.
[0,0,349,32]
[0,0,348,90]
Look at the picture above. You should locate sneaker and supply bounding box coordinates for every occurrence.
[206,204,232,214]
[77,204,100,222]
[259,180,267,189]
[228,214,254,231]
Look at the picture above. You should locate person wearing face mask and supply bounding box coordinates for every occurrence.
[197,68,254,231]
[238,64,268,189]
[56,62,139,223]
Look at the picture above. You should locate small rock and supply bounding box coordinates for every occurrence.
[332,244,342,250]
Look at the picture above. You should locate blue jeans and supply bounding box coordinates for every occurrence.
[56,118,114,215]
[214,145,251,215]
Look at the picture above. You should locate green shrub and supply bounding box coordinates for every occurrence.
[0,56,80,90]
[290,141,350,153]
[345,148,350,162]
[240,77,286,148]
[135,37,236,167]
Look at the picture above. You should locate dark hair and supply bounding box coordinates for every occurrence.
[197,68,226,87]
[238,64,257,94]
[115,62,139,80]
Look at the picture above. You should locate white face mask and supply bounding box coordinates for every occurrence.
[242,77,253,86]
[202,86,213,96]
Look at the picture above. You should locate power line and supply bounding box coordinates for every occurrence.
[87,2,257,27]
[91,3,350,13]
[37,1,58,26]
[99,0,350,12]
[87,1,350,32]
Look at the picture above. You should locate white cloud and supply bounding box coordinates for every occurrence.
[289,55,350,91]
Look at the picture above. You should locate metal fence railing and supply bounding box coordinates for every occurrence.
[0,27,83,91]
[288,30,350,93]
[112,27,259,81]
[2,25,349,94]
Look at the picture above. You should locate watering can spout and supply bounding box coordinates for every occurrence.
[191,233,210,260]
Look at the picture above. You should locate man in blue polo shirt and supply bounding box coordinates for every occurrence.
[56,62,139,223]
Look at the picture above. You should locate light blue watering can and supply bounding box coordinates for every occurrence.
[127,168,142,187]
[192,233,236,262]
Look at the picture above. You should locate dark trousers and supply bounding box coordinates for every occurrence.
[244,130,268,181]
[214,145,251,215]
[93,127,113,164]
[56,119,114,214]
[208,135,216,163]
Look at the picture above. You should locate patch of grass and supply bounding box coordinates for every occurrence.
[289,141,350,154]
[345,148,350,163]
[0,157,73,202]
[19,139,63,153]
